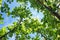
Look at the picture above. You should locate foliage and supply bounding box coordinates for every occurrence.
[0,0,60,40]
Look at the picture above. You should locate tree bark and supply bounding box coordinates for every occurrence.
[36,0,60,20]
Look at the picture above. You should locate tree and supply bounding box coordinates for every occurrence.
[0,0,60,40]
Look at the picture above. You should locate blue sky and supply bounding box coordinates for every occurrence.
[0,0,20,28]
[0,0,44,40]
[0,0,43,28]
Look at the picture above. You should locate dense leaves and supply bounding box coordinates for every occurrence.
[0,0,60,40]
[11,6,32,18]
[0,0,2,8]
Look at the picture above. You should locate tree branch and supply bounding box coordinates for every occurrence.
[36,0,60,20]
[0,19,22,39]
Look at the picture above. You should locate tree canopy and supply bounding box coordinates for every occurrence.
[0,0,60,40]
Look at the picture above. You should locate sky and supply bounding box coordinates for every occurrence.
[0,0,44,40]
[0,0,43,28]
[0,0,20,28]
